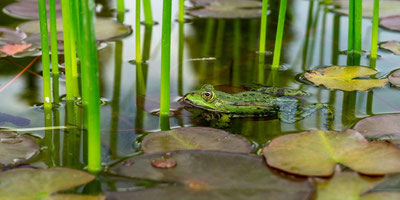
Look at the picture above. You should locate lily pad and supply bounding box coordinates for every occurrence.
[45,194,105,200]
[314,172,400,200]
[188,0,262,19]
[0,131,39,166]
[354,114,400,145]
[3,0,62,20]
[18,18,132,41]
[380,41,400,55]
[109,150,312,200]
[0,112,30,126]
[263,130,400,176]
[0,43,32,56]
[389,69,400,87]
[380,16,400,32]
[0,167,95,199]
[0,27,26,45]
[304,66,388,91]
[332,0,400,18]
[141,127,252,153]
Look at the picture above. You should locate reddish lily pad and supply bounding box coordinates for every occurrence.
[389,69,400,87]
[109,150,312,200]
[314,172,400,200]
[380,41,400,55]
[141,127,251,153]
[0,131,39,166]
[332,1,400,18]
[304,66,388,91]
[380,16,400,32]
[189,0,262,19]
[263,130,400,176]
[18,18,132,41]
[354,114,400,145]
[3,0,62,20]
[0,27,26,45]
[0,168,95,199]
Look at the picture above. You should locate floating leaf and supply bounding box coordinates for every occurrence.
[188,0,262,19]
[263,130,400,176]
[3,0,62,20]
[0,168,95,199]
[0,112,30,126]
[45,194,105,200]
[0,27,26,46]
[141,127,251,153]
[380,41,400,55]
[380,16,400,32]
[304,66,388,91]
[354,114,400,145]
[389,69,400,87]
[314,172,400,200]
[0,131,39,166]
[0,43,32,56]
[332,0,400,18]
[109,150,312,200]
[18,18,131,41]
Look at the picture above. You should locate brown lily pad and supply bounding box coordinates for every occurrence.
[354,114,400,145]
[389,69,400,87]
[0,131,40,167]
[189,0,262,19]
[3,0,62,20]
[0,168,95,199]
[304,66,388,91]
[141,127,252,153]
[0,27,27,45]
[380,16,400,32]
[380,41,400,55]
[109,150,312,200]
[263,130,400,176]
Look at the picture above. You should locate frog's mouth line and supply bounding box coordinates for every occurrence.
[178,96,222,113]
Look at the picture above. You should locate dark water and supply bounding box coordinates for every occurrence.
[0,0,400,194]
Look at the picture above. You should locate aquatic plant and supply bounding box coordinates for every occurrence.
[135,0,141,63]
[143,0,154,25]
[271,0,288,69]
[347,0,362,65]
[160,0,172,119]
[49,0,60,104]
[258,0,269,56]
[370,0,380,59]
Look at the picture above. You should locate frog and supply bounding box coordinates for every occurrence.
[180,84,334,125]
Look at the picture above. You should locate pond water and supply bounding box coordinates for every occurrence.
[1,0,400,198]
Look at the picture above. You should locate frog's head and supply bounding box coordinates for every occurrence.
[180,84,226,112]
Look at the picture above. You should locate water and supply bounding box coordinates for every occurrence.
[0,0,400,195]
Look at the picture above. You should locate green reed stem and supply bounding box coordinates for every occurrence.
[143,0,154,25]
[117,0,125,15]
[78,0,101,173]
[348,0,354,53]
[370,0,379,59]
[136,0,141,63]
[347,0,362,65]
[49,0,59,104]
[160,0,172,117]
[258,0,269,55]
[178,21,184,96]
[61,0,75,101]
[38,0,52,109]
[179,0,185,22]
[271,0,288,69]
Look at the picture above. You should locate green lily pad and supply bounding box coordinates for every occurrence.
[314,172,400,200]
[109,150,312,200]
[3,0,62,20]
[0,27,26,46]
[263,130,400,176]
[18,18,132,41]
[188,0,262,19]
[389,69,400,87]
[354,114,400,145]
[331,0,400,18]
[0,168,95,199]
[380,16,400,32]
[304,66,388,91]
[141,127,252,153]
[0,131,39,167]
[380,41,400,55]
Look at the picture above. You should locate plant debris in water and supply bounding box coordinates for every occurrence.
[389,69,400,87]
[108,150,312,200]
[0,131,39,167]
[141,127,252,153]
[354,114,400,145]
[263,130,400,176]
[188,0,262,19]
[380,41,400,55]
[304,66,388,91]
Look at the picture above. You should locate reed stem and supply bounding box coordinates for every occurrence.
[370,0,379,59]
[38,0,52,109]
[49,0,59,104]
[160,0,172,117]
[136,0,141,63]
[143,0,154,25]
[258,0,269,55]
[271,0,288,69]
[179,0,185,22]
[347,0,362,65]
[117,0,125,15]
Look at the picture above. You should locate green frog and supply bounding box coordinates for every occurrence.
[180,84,334,125]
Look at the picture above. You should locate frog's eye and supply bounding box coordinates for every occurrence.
[202,91,214,101]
